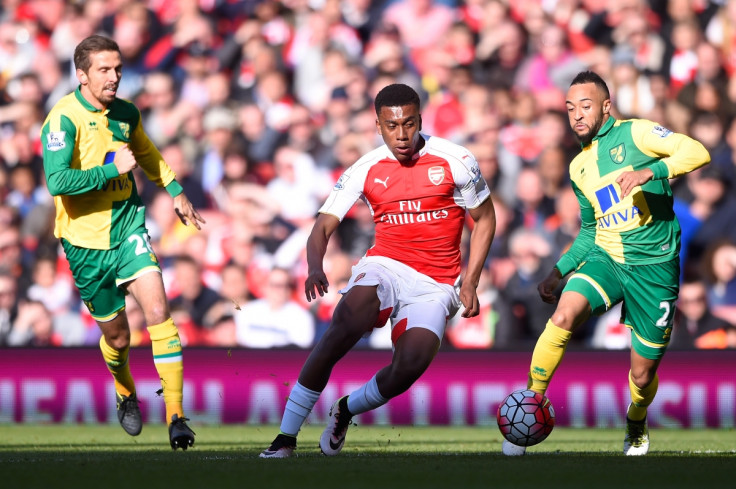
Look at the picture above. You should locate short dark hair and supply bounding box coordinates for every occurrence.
[570,71,610,100]
[374,84,421,115]
[74,35,120,73]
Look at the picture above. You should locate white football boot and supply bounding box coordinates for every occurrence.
[623,412,650,456]
[319,396,353,456]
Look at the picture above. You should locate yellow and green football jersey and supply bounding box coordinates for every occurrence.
[41,87,182,250]
[556,117,710,275]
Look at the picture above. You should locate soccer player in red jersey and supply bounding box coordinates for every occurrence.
[261,83,497,458]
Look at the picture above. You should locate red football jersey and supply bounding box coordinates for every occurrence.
[319,135,490,284]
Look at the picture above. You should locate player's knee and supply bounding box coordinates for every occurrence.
[388,359,428,388]
[630,367,655,388]
[144,302,170,326]
[550,309,576,330]
[105,333,130,350]
[391,348,434,381]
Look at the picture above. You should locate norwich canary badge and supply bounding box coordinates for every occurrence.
[609,143,626,164]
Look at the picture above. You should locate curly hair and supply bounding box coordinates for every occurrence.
[374,83,420,115]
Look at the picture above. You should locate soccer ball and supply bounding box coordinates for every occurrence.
[497,389,555,447]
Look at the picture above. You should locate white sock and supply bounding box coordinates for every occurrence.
[347,375,388,415]
[279,382,321,437]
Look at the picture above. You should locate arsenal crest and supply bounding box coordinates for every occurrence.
[428,166,445,185]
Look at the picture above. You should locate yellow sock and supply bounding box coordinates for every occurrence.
[527,320,572,395]
[148,318,184,423]
[627,370,658,421]
[99,335,136,397]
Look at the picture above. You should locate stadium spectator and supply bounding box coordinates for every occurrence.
[508,167,556,234]
[362,24,421,92]
[0,270,18,346]
[6,300,60,347]
[667,18,702,96]
[704,0,736,76]
[687,112,734,187]
[234,266,315,349]
[197,105,240,196]
[0,223,30,295]
[498,91,543,176]
[672,273,735,349]
[168,254,223,332]
[137,71,191,148]
[701,239,736,326]
[383,0,454,74]
[609,48,657,119]
[25,255,75,316]
[536,145,570,203]
[236,102,285,169]
[205,312,237,347]
[422,65,473,142]
[157,140,208,210]
[285,104,333,169]
[676,166,736,275]
[446,267,511,349]
[147,188,200,261]
[610,12,667,77]
[676,42,735,123]
[217,261,251,310]
[473,19,526,90]
[500,228,557,346]
[544,186,581,259]
[266,145,333,228]
[515,23,587,112]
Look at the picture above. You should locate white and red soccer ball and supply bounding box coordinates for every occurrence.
[497,389,555,447]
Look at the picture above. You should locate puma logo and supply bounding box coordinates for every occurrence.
[374,176,389,189]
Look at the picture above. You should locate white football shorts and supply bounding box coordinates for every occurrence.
[339,255,461,345]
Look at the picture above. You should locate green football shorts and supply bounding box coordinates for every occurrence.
[62,227,161,322]
[563,246,679,360]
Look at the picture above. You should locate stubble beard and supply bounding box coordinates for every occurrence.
[576,118,602,147]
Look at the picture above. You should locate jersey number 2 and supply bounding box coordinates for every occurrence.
[655,301,673,327]
[128,233,153,256]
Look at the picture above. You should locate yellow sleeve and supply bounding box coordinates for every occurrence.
[631,119,711,180]
[129,112,177,188]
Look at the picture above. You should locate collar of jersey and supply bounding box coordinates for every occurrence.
[74,85,107,113]
[592,116,616,142]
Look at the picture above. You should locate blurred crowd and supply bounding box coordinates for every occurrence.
[1,0,735,350]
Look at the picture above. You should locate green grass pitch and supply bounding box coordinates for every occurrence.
[1,424,733,489]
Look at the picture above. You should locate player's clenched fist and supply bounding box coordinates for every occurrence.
[537,267,562,304]
[114,144,137,174]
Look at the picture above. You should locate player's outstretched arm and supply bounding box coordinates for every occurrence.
[304,213,340,302]
[460,197,496,318]
[173,193,206,230]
